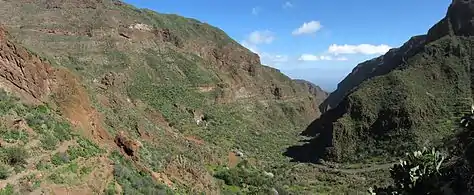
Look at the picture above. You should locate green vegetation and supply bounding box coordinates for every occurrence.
[67,137,103,160]
[311,37,473,163]
[0,164,10,179]
[370,148,446,194]
[1,129,28,144]
[25,104,75,151]
[110,151,173,195]
[370,113,474,194]
[0,0,428,193]
[51,152,70,166]
[0,89,112,191]
[0,184,15,195]
[3,147,28,167]
[214,160,274,194]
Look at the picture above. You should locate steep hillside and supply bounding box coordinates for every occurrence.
[319,35,427,112]
[288,0,474,163]
[294,79,328,104]
[0,0,331,194]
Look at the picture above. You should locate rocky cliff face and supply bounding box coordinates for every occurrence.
[294,79,328,108]
[288,0,474,163]
[0,26,53,102]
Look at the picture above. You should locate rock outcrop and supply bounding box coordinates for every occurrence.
[114,131,142,158]
[0,26,54,102]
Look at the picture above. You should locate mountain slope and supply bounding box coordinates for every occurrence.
[0,0,329,194]
[288,0,474,163]
[319,35,427,112]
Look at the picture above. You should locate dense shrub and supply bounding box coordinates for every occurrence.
[110,151,172,195]
[3,147,28,167]
[51,152,70,166]
[214,160,273,193]
[369,148,446,194]
[0,165,10,179]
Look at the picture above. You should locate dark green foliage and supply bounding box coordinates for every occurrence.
[370,148,446,195]
[80,166,93,176]
[48,173,65,184]
[35,160,52,171]
[40,135,59,150]
[2,147,28,167]
[67,138,103,160]
[105,183,117,195]
[110,151,173,195]
[0,184,15,195]
[302,37,473,163]
[25,104,75,151]
[1,130,28,144]
[0,91,18,115]
[51,152,70,166]
[214,160,273,194]
[0,165,10,180]
[371,113,474,194]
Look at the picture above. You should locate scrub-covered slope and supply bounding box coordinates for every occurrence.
[291,0,474,163]
[0,0,328,194]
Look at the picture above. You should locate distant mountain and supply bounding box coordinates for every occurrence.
[287,0,474,163]
[294,79,328,104]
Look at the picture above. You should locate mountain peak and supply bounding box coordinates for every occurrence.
[427,0,474,41]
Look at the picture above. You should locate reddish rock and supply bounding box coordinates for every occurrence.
[0,26,54,102]
[114,131,141,158]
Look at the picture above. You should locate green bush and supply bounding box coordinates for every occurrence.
[0,184,15,195]
[0,164,10,179]
[36,160,52,171]
[214,160,273,192]
[369,147,446,195]
[51,152,70,166]
[1,130,28,144]
[110,151,173,195]
[48,173,65,184]
[67,137,103,160]
[40,134,59,150]
[2,147,28,167]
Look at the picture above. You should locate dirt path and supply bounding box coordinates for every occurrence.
[310,162,396,174]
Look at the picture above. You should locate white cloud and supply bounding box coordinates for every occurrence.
[298,54,327,61]
[240,31,289,68]
[283,2,293,8]
[241,30,275,54]
[247,30,274,45]
[328,44,392,55]
[298,54,348,61]
[336,57,348,61]
[292,21,322,35]
[252,7,261,15]
[241,41,259,53]
[261,53,289,63]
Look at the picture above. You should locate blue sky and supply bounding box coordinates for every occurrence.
[124,0,451,91]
